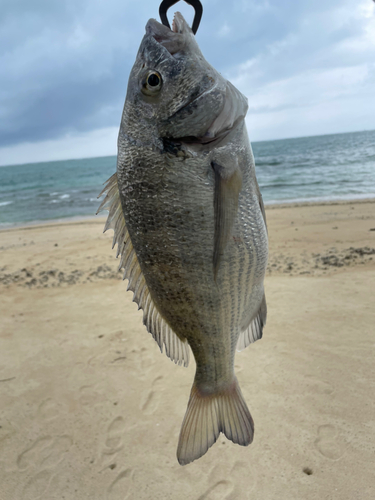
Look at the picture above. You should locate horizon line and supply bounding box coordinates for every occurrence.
[1,127,374,169]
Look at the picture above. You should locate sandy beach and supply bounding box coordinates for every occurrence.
[0,200,374,500]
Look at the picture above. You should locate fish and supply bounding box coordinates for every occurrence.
[97,12,268,465]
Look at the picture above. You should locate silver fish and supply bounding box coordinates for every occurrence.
[98,12,268,465]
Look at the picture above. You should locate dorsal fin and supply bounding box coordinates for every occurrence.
[97,173,190,367]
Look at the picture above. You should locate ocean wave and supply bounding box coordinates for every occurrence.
[265,192,375,205]
[261,180,327,190]
[1,130,374,225]
[256,160,283,166]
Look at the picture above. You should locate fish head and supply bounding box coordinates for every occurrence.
[124,13,246,143]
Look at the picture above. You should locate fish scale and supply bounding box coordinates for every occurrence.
[99,12,268,465]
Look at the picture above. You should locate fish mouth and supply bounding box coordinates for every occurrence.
[146,13,190,55]
[171,12,186,34]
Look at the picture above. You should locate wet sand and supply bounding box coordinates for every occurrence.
[0,200,374,499]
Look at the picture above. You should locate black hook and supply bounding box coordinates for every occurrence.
[159,0,203,35]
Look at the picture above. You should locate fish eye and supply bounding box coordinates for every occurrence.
[148,73,160,87]
[141,71,163,96]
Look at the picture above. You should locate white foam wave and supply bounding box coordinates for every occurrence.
[265,192,375,206]
[0,201,13,207]
[59,194,70,199]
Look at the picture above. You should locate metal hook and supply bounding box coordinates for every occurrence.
[159,0,203,35]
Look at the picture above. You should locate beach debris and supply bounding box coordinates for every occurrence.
[0,246,373,289]
[98,11,268,465]
[267,246,375,275]
[313,247,375,269]
[0,264,121,288]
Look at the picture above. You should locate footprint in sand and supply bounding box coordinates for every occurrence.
[79,384,101,406]
[106,468,134,500]
[198,463,235,500]
[137,346,157,375]
[103,416,126,455]
[37,398,61,420]
[40,435,73,468]
[315,424,346,460]
[197,480,233,500]
[230,461,257,497]
[17,435,73,471]
[17,437,53,470]
[140,376,164,415]
[200,461,256,500]
[302,377,334,396]
[21,470,53,500]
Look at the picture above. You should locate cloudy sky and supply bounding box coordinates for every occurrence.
[0,0,374,166]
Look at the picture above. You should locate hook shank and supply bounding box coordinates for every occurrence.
[159,0,203,35]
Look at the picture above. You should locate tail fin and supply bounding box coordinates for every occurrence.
[177,377,254,465]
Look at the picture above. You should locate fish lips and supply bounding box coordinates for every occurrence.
[145,14,191,56]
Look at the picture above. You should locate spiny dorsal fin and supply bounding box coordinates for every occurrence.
[212,162,242,280]
[97,173,190,367]
[237,294,267,351]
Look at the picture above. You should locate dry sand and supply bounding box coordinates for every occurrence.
[0,200,374,499]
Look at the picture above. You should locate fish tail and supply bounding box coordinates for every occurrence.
[177,377,254,465]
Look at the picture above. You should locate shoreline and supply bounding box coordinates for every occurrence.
[264,196,375,209]
[1,196,375,232]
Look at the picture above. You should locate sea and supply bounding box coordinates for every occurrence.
[0,130,374,228]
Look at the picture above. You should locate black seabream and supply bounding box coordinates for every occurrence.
[98,12,268,465]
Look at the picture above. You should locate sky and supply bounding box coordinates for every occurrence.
[0,0,374,166]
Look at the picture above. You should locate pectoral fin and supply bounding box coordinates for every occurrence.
[212,162,242,280]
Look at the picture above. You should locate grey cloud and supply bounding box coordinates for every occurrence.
[0,0,142,146]
[0,0,374,149]
[225,0,375,102]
